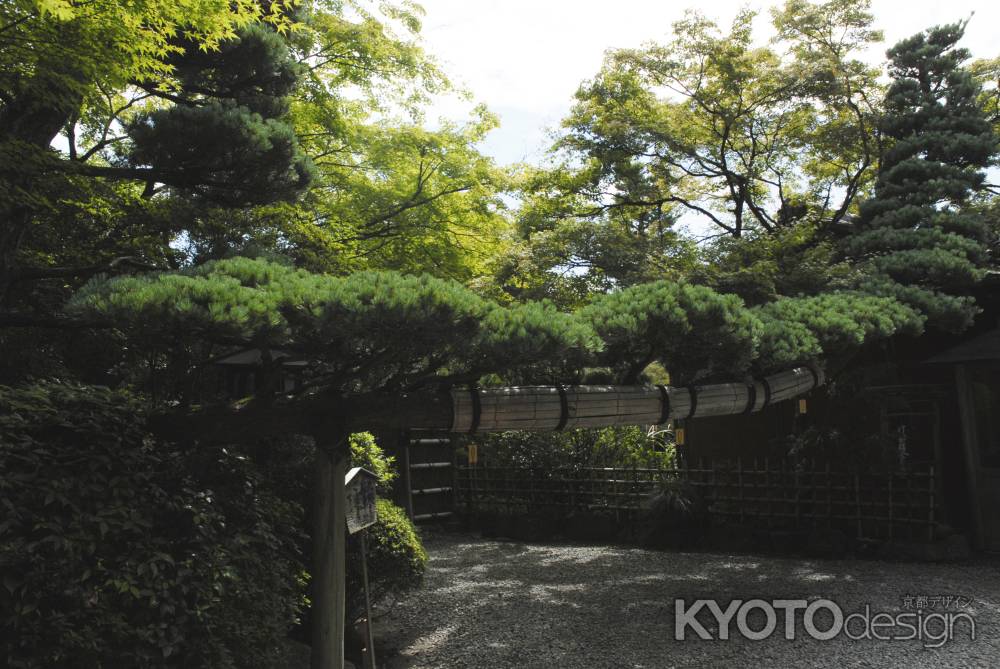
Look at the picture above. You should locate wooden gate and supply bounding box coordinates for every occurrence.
[400,433,456,522]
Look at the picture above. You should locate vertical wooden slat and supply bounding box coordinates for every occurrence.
[826,462,832,528]
[888,474,894,543]
[928,464,936,543]
[737,457,744,524]
[854,473,862,540]
[794,467,801,527]
[764,457,770,529]
[402,436,414,520]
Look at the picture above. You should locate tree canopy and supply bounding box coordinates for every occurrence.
[67,257,600,394]
[526,0,883,242]
[68,256,926,393]
[3,2,1000,666]
[0,1,995,412]
[844,22,997,332]
[0,0,301,291]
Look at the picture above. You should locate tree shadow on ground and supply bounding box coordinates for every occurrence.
[376,531,1000,669]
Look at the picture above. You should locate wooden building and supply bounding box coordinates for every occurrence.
[681,323,1000,552]
[927,328,1000,551]
[210,348,307,399]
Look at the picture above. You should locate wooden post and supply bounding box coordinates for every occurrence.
[402,433,414,520]
[467,446,476,512]
[710,459,717,512]
[312,437,349,669]
[360,532,377,669]
[954,364,985,550]
[570,466,577,511]
[452,446,459,518]
[482,459,491,513]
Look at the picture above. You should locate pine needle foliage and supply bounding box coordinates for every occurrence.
[845,22,998,332]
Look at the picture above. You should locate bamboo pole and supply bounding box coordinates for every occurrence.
[449,366,824,434]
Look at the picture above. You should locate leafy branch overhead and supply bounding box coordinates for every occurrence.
[70,257,926,391]
[532,0,884,243]
[68,258,600,393]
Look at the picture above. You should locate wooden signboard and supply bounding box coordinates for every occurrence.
[344,466,379,669]
[345,467,378,534]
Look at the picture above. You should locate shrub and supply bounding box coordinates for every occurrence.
[346,499,427,623]
[0,382,305,668]
[476,426,674,471]
[345,433,426,623]
[349,432,397,494]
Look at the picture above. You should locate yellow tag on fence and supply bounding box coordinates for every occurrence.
[468,443,478,466]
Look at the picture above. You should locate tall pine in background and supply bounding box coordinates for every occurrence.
[0,4,312,306]
[844,22,998,332]
[125,23,313,207]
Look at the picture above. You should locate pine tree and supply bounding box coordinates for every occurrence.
[844,22,998,331]
[125,24,314,206]
[0,8,311,300]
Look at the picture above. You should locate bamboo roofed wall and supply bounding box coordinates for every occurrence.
[450,366,823,433]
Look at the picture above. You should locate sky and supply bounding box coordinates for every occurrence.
[413,0,1000,167]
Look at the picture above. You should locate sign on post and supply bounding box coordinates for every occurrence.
[345,466,380,669]
[345,467,378,534]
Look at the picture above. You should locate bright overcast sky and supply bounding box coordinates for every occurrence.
[415,0,1000,166]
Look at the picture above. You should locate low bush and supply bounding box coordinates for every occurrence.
[0,382,305,668]
[475,425,674,471]
[346,498,427,623]
[345,433,426,623]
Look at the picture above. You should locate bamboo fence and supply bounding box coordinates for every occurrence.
[455,457,941,542]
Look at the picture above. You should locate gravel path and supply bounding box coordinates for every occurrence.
[375,530,1000,668]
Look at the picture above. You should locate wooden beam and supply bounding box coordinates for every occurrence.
[146,391,454,443]
[146,367,823,442]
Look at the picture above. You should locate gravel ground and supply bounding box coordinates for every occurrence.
[374,530,1000,668]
